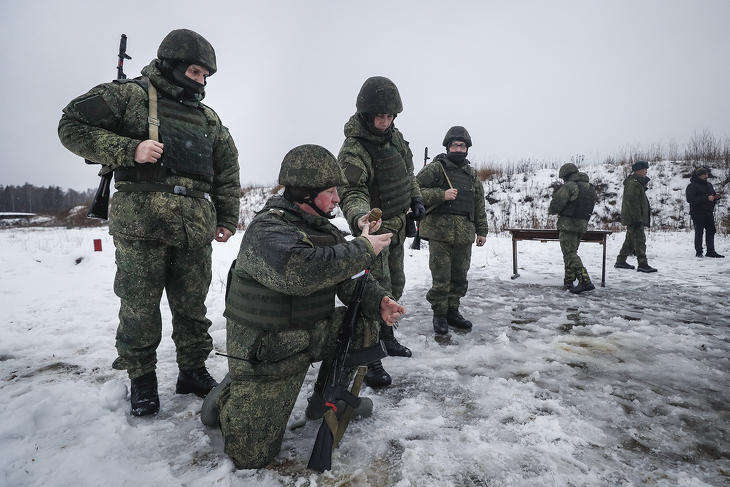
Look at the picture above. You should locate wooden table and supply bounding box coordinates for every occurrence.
[506,228,613,287]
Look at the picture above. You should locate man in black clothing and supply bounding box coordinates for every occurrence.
[686,167,724,258]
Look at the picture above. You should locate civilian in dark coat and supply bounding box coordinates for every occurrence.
[686,167,724,258]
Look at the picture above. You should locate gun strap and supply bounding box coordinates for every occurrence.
[439,160,454,189]
[145,77,160,142]
[334,366,367,448]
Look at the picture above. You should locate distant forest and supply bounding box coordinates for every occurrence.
[0,184,95,213]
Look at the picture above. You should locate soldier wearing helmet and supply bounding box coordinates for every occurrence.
[337,76,423,387]
[548,163,598,293]
[58,29,241,416]
[416,126,488,334]
[214,144,405,469]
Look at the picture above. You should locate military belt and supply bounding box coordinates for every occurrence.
[115,183,211,202]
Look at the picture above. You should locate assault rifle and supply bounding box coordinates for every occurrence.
[86,34,132,219]
[410,147,431,249]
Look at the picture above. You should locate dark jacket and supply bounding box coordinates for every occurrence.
[685,176,716,215]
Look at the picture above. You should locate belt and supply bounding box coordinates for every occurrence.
[115,183,211,202]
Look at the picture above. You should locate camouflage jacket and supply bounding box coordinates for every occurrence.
[548,171,590,234]
[233,195,388,321]
[620,174,651,227]
[416,154,488,245]
[58,60,240,248]
[337,114,421,237]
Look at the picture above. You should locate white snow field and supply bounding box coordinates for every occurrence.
[1,227,728,487]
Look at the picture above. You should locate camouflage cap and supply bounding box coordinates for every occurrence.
[278,144,347,189]
[356,76,403,114]
[558,163,579,179]
[443,126,472,148]
[631,160,649,172]
[157,29,217,75]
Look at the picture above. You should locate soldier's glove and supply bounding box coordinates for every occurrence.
[410,196,426,221]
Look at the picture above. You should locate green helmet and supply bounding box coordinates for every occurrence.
[356,76,403,114]
[278,145,347,188]
[443,126,472,148]
[157,29,217,75]
[558,163,579,179]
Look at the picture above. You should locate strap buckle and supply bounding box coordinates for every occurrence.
[147,116,160,126]
[173,185,187,196]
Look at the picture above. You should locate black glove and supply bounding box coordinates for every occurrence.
[410,196,426,221]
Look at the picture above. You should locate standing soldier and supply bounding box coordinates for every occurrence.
[216,145,405,469]
[686,167,724,258]
[416,127,487,334]
[614,161,657,272]
[548,163,598,294]
[337,76,424,387]
[58,29,241,416]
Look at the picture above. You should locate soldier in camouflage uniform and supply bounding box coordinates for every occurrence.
[416,127,487,334]
[58,29,241,416]
[548,163,598,294]
[216,145,405,469]
[337,76,424,387]
[614,161,658,273]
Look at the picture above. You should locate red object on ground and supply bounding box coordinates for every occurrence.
[93,239,102,251]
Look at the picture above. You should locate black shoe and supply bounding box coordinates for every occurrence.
[176,367,218,398]
[305,392,374,420]
[364,360,391,388]
[433,314,448,335]
[200,372,231,427]
[569,282,596,294]
[696,252,704,258]
[446,308,473,330]
[380,324,412,357]
[637,265,658,273]
[563,280,576,291]
[706,251,725,258]
[614,262,635,269]
[130,371,159,417]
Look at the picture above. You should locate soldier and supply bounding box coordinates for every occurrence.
[548,163,598,294]
[216,145,405,469]
[416,127,487,334]
[337,76,424,387]
[58,29,241,416]
[686,167,724,258]
[614,161,657,272]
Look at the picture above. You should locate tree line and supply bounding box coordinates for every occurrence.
[0,184,95,214]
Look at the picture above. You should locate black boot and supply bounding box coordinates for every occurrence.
[696,251,704,258]
[446,308,473,330]
[614,261,635,269]
[706,251,725,258]
[380,324,412,357]
[364,360,391,388]
[200,372,231,427]
[637,264,658,273]
[433,314,448,334]
[176,367,218,398]
[569,281,596,294]
[130,371,159,417]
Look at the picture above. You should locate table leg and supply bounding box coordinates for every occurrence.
[601,235,607,287]
[511,235,520,279]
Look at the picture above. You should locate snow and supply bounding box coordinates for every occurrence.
[1,226,728,487]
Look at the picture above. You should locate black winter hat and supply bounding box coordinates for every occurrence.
[631,160,649,171]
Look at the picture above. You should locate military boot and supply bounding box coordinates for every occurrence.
[706,251,725,258]
[364,360,392,388]
[569,281,595,294]
[380,324,412,357]
[176,367,218,398]
[305,391,374,420]
[200,372,231,427]
[637,264,658,273]
[130,371,159,417]
[433,313,448,334]
[614,261,635,269]
[447,308,473,330]
[563,279,576,291]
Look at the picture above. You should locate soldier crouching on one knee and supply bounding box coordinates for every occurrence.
[548,163,598,294]
[415,126,487,334]
[211,145,406,469]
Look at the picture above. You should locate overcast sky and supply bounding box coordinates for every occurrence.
[2,0,729,191]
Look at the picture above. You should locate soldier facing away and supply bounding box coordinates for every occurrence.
[215,145,405,469]
[337,76,424,387]
[548,163,598,294]
[686,167,724,258]
[614,161,657,273]
[58,29,241,416]
[416,127,488,334]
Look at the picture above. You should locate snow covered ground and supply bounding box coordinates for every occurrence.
[1,227,728,486]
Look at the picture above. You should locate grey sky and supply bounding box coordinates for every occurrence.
[1,0,728,191]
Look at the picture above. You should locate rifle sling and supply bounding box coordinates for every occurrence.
[146,78,160,142]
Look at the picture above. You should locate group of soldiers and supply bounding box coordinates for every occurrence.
[58,28,724,471]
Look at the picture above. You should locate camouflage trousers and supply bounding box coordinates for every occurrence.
[111,237,213,379]
[218,307,379,469]
[616,225,648,266]
[371,226,405,301]
[559,231,591,284]
[426,240,472,314]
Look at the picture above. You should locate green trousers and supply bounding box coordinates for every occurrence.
[426,240,473,314]
[559,231,590,284]
[616,225,648,266]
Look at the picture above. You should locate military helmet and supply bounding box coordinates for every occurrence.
[558,163,579,179]
[278,144,347,188]
[157,29,217,75]
[442,126,472,148]
[356,76,403,114]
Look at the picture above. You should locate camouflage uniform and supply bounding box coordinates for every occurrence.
[58,36,240,379]
[616,173,652,267]
[218,194,386,469]
[548,165,595,287]
[416,154,487,314]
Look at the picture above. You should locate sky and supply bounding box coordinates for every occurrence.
[1,0,729,191]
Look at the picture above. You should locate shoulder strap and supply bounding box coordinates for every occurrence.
[144,77,160,142]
